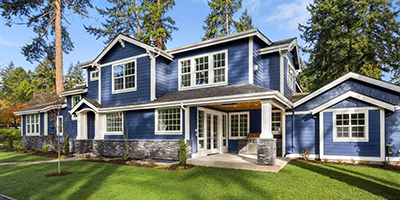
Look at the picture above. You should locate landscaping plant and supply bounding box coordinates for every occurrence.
[42,145,49,152]
[179,138,187,165]
[13,141,25,151]
[64,134,69,154]
[301,145,310,160]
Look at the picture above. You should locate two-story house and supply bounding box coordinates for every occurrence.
[15,29,400,163]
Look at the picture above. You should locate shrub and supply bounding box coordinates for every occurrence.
[13,141,25,150]
[301,145,310,160]
[351,159,355,164]
[323,159,329,163]
[0,129,21,139]
[27,150,32,153]
[64,134,69,154]
[179,138,187,165]
[7,134,14,150]
[35,149,41,153]
[382,161,388,166]
[337,159,342,164]
[363,160,370,165]
[42,145,49,152]
[60,155,66,159]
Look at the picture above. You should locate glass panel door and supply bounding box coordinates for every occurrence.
[198,110,205,149]
[207,113,212,150]
[213,114,218,151]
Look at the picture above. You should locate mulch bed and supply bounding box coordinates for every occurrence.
[293,158,400,172]
[81,158,196,171]
[5,149,74,159]
[45,171,74,178]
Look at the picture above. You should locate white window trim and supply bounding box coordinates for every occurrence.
[229,112,250,139]
[111,58,137,94]
[178,49,228,91]
[332,109,369,142]
[154,108,182,135]
[90,70,99,81]
[71,95,81,120]
[272,110,282,135]
[105,112,124,135]
[26,114,40,136]
[57,116,63,136]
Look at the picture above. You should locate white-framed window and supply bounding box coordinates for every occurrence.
[26,114,40,135]
[155,108,182,135]
[287,64,294,91]
[229,112,249,139]
[71,95,81,120]
[90,70,99,81]
[112,59,137,94]
[272,111,282,134]
[178,50,228,90]
[57,116,63,136]
[333,110,369,142]
[106,113,123,134]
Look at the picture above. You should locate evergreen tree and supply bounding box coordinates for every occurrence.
[299,0,400,91]
[0,63,29,96]
[31,58,56,93]
[235,9,254,32]
[85,0,143,45]
[64,63,85,90]
[202,0,242,40]
[142,0,178,49]
[14,80,33,103]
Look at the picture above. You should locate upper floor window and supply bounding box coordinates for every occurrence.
[90,70,99,81]
[26,114,40,135]
[333,111,369,142]
[71,95,81,120]
[287,64,294,91]
[112,60,136,94]
[178,50,228,90]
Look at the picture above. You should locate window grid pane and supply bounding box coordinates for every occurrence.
[114,61,135,91]
[26,114,39,134]
[157,108,181,132]
[198,110,204,138]
[231,115,238,137]
[336,113,365,139]
[106,113,122,132]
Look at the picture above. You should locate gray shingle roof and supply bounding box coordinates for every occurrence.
[270,37,296,47]
[84,98,103,108]
[18,98,65,112]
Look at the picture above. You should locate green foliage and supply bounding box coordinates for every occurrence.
[13,141,25,150]
[0,63,30,98]
[234,9,255,32]
[337,159,342,164]
[299,0,400,91]
[64,64,85,90]
[363,160,370,164]
[381,161,388,166]
[64,134,70,154]
[35,149,41,153]
[7,134,13,150]
[42,145,49,152]
[0,129,21,139]
[203,0,242,40]
[351,159,355,164]
[14,79,33,103]
[31,58,56,93]
[323,159,329,163]
[179,138,187,165]
[301,145,310,160]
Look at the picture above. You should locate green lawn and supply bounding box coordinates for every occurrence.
[0,161,399,199]
[0,150,54,163]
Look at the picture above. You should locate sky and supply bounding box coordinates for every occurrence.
[0,0,391,80]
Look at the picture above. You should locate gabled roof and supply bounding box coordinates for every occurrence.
[290,92,310,103]
[79,34,174,68]
[69,98,103,114]
[311,90,395,115]
[259,37,297,55]
[14,99,66,115]
[166,29,272,54]
[58,84,87,97]
[294,72,400,108]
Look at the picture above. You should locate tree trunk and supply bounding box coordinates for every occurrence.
[225,1,229,35]
[135,0,141,35]
[156,0,162,49]
[55,0,63,94]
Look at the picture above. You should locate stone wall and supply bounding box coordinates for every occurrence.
[21,136,42,150]
[93,140,180,160]
[257,138,277,165]
[72,140,93,154]
[43,136,65,151]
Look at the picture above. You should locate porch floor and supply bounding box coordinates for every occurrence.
[187,153,291,173]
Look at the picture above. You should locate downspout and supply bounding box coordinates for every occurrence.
[148,49,161,101]
[291,107,294,154]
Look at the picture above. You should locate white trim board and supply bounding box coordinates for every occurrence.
[294,72,400,107]
[248,37,254,84]
[58,89,87,97]
[311,91,395,115]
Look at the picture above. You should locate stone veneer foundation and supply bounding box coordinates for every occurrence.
[257,138,277,165]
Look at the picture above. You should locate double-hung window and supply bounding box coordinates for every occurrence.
[26,114,40,135]
[272,111,282,133]
[285,56,295,91]
[333,111,368,142]
[106,113,123,133]
[179,50,228,90]
[112,60,136,93]
[90,70,99,81]
[71,95,81,119]
[155,108,181,135]
[229,112,249,139]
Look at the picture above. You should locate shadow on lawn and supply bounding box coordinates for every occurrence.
[291,161,400,199]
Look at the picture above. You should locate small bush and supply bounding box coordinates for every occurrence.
[179,138,187,165]
[60,155,66,159]
[23,149,28,153]
[35,149,41,153]
[382,161,388,166]
[301,145,310,160]
[7,134,14,150]
[147,160,155,167]
[64,134,69,154]
[0,129,21,139]
[177,166,185,170]
[42,145,49,152]
[27,150,32,153]
[363,160,370,164]
[351,159,355,164]
[323,159,329,163]
[337,159,342,164]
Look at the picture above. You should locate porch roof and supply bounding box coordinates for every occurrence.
[14,98,66,115]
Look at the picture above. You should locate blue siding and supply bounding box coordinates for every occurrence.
[329,98,373,109]
[324,110,381,157]
[296,79,400,111]
[101,56,151,106]
[87,111,95,139]
[85,67,98,99]
[100,42,147,64]
[168,38,249,92]
[253,37,264,86]
[104,109,184,140]
[286,114,319,155]
[262,52,280,91]
[385,110,400,157]
[228,140,238,153]
[190,107,198,153]
[156,56,170,98]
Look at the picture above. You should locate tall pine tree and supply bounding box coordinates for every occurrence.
[64,63,85,90]
[299,0,400,91]
[235,9,254,32]
[202,0,242,40]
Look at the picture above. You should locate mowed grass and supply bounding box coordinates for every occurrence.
[0,150,54,163]
[0,161,399,200]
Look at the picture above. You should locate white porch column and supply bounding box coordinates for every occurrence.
[260,100,273,139]
[77,113,82,139]
[76,112,87,140]
[94,113,100,140]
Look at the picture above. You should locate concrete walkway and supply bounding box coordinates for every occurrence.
[0,157,79,166]
[187,153,292,172]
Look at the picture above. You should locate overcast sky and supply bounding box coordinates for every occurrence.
[0,0,337,79]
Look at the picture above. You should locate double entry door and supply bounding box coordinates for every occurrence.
[197,108,228,156]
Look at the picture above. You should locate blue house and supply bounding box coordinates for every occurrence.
[15,29,400,164]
